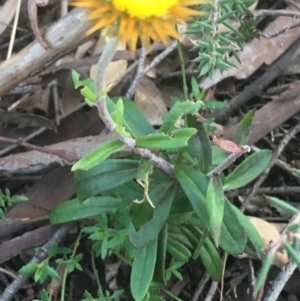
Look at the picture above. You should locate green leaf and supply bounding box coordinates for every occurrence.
[45,265,59,279]
[10,195,28,203]
[229,203,265,256]
[72,139,124,171]
[199,237,223,281]
[224,150,272,191]
[137,158,153,181]
[283,242,300,266]
[72,70,97,106]
[182,224,222,281]
[131,239,157,301]
[266,196,299,215]
[111,97,155,138]
[206,174,225,247]
[175,165,209,227]
[166,237,192,262]
[153,224,167,284]
[40,289,50,301]
[186,114,212,174]
[159,100,202,134]
[19,263,38,275]
[111,98,124,126]
[202,100,229,110]
[255,253,275,292]
[220,200,247,255]
[75,159,139,200]
[191,77,201,99]
[130,200,155,231]
[136,129,196,149]
[168,194,194,224]
[129,181,176,248]
[212,145,228,167]
[50,197,121,224]
[235,109,255,145]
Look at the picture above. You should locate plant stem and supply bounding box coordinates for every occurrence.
[177,39,189,100]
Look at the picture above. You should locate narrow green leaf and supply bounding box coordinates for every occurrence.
[175,165,209,227]
[72,70,96,106]
[229,203,265,256]
[50,197,121,224]
[200,62,212,76]
[220,200,247,255]
[75,159,139,200]
[199,237,223,281]
[111,98,124,126]
[159,100,202,134]
[129,182,176,248]
[255,253,275,292]
[11,195,28,202]
[72,139,124,171]
[45,266,59,279]
[224,150,272,191]
[202,100,229,110]
[206,174,225,247]
[166,237,191,262]
[168,194,194,224]
[186,115,212,174]
[283,242,300,266]
[235,109,255,145]
[131,239,157,301]
[182,224,222,281]
[19,263,38,275]
[136,129,196,149]
[191,77,201,98]
[266,196,299,215]
[153,224,167,284]
[112,97,155,137]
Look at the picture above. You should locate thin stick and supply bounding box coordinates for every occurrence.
[252,9,300,18]
[6,0,22,59]
[0,135,79,162]
[126,46,148,98]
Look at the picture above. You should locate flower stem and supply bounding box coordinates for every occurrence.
[94,36,119,95]
[176,39,188,100]
[94,37,120,133]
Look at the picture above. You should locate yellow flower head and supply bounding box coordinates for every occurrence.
[73,0,208,50]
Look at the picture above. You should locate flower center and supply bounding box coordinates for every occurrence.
[112,0,178,18]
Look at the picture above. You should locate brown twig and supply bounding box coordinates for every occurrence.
[252,9,300,18]
[126,46,148,98]
[0,136,79,162]
[261,22,300,39]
